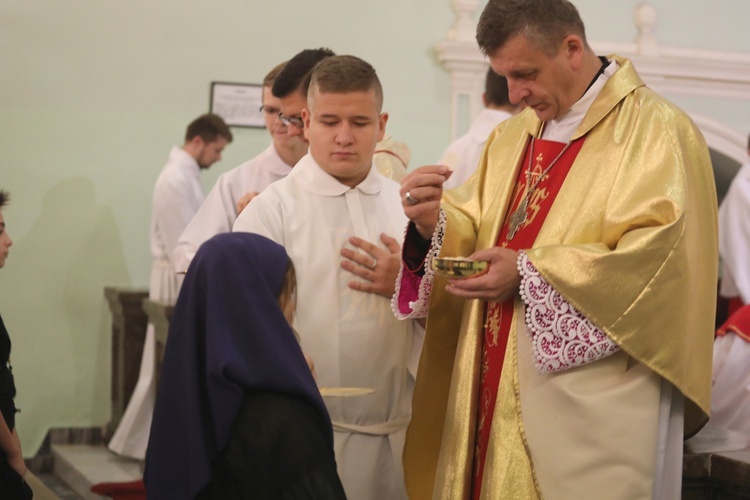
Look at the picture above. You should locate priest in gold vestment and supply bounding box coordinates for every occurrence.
[393,1,718,499]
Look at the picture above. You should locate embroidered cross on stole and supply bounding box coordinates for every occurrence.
[471,136,586,499]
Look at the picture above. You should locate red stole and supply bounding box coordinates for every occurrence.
[471,136,586,498]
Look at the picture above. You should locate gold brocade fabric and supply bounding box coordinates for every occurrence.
[374,134,411,181]
[481,314,541,499]
[402,56,717,499]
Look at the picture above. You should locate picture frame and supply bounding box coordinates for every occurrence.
[209,81,265,128]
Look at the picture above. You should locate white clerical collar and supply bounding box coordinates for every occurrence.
[291,153,383,196]
[541,58,619,143]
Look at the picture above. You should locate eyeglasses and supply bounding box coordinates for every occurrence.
[278,113,304,129]
[259,104,280,116]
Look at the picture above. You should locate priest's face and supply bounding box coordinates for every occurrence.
[0,211,11,268]
[303,88,388,188]
[490,33,582,122]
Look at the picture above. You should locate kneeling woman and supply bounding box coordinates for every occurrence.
[144,233,345,499]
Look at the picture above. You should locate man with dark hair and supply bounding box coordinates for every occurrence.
[272,48,336,144]
[108,112,232,459]
[172,62,308,273]
[183,113,233,167]
[439,68,519,189]
[272,48,336,99]
[234,55,420,500]
[395,0,717,498]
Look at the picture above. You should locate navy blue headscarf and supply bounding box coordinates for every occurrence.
[144,233,330,499]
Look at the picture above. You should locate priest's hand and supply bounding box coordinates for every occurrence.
[400,165,452,239]
[445,247,521,303]
[236,191,260,215]
[341,234,401,298]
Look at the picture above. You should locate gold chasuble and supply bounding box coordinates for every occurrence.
[402,56,717,500]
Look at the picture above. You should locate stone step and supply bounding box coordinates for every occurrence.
[52,444,142,500]
[32,472,84,499]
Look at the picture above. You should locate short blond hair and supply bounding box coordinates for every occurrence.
[308,55,383,112]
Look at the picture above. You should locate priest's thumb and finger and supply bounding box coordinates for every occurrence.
[400,165,452,239]
[446,247,521,302]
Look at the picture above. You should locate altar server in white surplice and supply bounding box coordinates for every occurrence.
[172,62,307,273]
[109,113,233,459]
[688,133,750,453]
[234,55,420,500]
[718,134,750,308]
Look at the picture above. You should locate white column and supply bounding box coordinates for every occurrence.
[436,0,485,140]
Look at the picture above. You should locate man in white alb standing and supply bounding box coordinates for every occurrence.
[234,55,420,500]
[109,113,232,459]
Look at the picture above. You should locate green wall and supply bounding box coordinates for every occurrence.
[1,0,748,455]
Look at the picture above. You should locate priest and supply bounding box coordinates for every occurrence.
[394,1,718,499]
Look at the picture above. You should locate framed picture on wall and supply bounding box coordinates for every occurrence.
[209,82,264,128]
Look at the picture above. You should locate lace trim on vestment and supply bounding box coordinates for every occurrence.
[517,252,620,373]
[391,209,447,319]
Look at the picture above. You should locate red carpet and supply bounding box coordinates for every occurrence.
[90,479,146,500]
